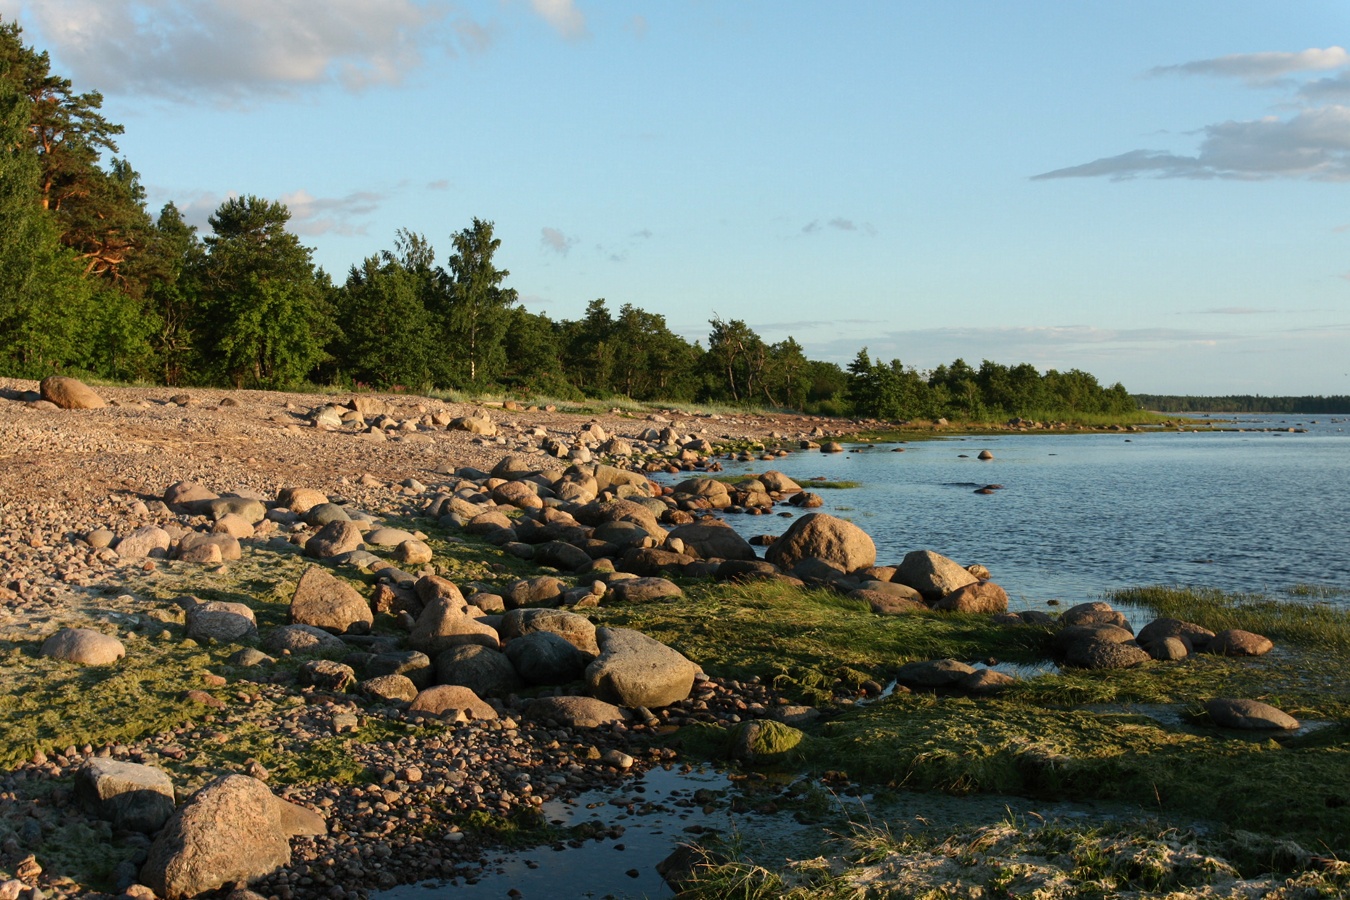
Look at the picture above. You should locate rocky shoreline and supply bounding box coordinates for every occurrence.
[0,378,1315,900]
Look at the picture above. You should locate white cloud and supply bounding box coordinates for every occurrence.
[1151,46,1350,83]
[802,217,877,235]
[281,188,383,236]
[1035,106,1350,182]
[1041,47,1350,182]
[529,0,587,41]
[540,226,578,255]
[18,0,458,102]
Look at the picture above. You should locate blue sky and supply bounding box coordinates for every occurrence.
[6,1,1350,395]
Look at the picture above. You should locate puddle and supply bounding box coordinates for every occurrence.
[378,765,817,900]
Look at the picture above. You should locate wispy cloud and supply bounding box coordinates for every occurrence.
[802,217,877,236]
[530,0,587,41]
[282,189,382,236]
[1197,306,1276,315]
[1150,47,1349,83]
[1038,46,1350,182]
[540,226,578,255]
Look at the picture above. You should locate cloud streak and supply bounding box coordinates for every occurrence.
[530,0,587,40]
[1038,46,1350,182]
[540,226,578,255]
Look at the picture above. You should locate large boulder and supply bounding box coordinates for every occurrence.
[764,513,876,573]
[1058,601,1132,632]
[289,566,372,635]
[304,520,364,559]
[141,775,322,899]
[505,632,591,685]
[672,477,732,509]
[585,627,698,709]
[262,624,347,655]
[1137,617,1215,652]
[667,521,757,561]
[40,628,125,666]
[435,645,522,697]
[275,487,328,515]
[893,550,977,602]
[500,608,599,655]
[40,375,104,409]
[1205,698,1299,730]
[76,758,176,833]
[115,525,172,560]
[524,696,629,728]
[409,595,500,654]
[186,600,258,643]
[175,532,242,563]
[607,577,684,603]
[1207,629,1274,657]
[933,581,1009,614]
[407,685,498,721]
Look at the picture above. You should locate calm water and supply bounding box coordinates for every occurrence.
[694,414,1350,607]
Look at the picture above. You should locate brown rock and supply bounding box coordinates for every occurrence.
[933,580,1009,614]
[40,375,105,409]
[408,685,499,720]
[763,513,876,573]
[1207,629,1274,657]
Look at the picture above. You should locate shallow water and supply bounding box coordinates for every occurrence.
[693,415,1350,606]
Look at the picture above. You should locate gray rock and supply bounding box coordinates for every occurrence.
[585,627,698,709]
[896,658,977,688]
[304,503,350,527]
[115,525,172,560]
[40,628,125,665]
[365,650,434,689]
[1064,638,1151,670]
[435,645,522,697]
[524,695,630,728]
[1058,601,1132,631]
[667,521,757,561]
[607,577,684,603]
[1207,629,1274,657]
[1205,698,1299,730]
[499,608,599,655]
[358,674,418,703]
[506,631,591,685]
[204,497,267,525]
[297,659,356,692]
[76,758,176,833]
[409,595,500,654]
[262,624,347,655]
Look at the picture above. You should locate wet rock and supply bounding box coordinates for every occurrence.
[896,658,977,688]
[1206,698,1299,730]
[1207,629,1274,657]
[40,627,125,665]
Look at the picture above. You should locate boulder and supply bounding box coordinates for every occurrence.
[358,674,419,704]
[395,539,434,566]
[1146,636,1191,661]
[40,628,125,665]
[1058,601,1132,632]
[757,471,802,494]
[672,477,731,509]
[499,608,599,655]
[1137,617,1215,652]
[729,719,804,763]
[275,487,328,515]
[186,600,258,643]
[407,685,498,721]
[289,566,373,635]
[585,627,698,708]
[39,375,104,409]
[506,632,591,685]
[893,550,978,602]
[763,513,876,573]
[1205,698,1299,730]
[502,575,567,609]
[533,540,593,572]
[409,595,500,654]
[1207,629,1274,657]
[667,521,757,561]
[304,503,350,527]
[204,497,267,525]
[435,645,522,697]
[164,481,218,509]
[856,588,927,615]
[933,581,1009,614]
[524,696,629,728]
[115,525,172,560]
[896,658,978,689]
[176,533,242,563]
[304,520,364,559]
[76,758,176,833]
[365,650,434,689]
[364,527,417,547]
[141,775,316,899]
[297,659,356,692]
[262,624,347,656]
[607,577,684,603]
[1063,638,1151,670]
[714,559,782,582]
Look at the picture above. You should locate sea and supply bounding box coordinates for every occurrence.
[691,413,1350,608]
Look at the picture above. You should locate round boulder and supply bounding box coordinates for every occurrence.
[40,375,105,409]
[1205,698,1299,730]
[893,550,978,602]
[40,628,125,665]
[763,513,876,573]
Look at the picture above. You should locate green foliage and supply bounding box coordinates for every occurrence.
[193,195,332,388]
[1136,394,1350,414]
[436,217,517,386]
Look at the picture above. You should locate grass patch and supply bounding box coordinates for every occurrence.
[591,580,1052,702]
[1113,585,1350,652]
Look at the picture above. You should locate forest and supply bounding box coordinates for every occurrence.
[1134,395,1350,415]
[0,21,1138,422]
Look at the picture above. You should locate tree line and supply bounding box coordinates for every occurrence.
[1134,395,1350,415]
[1,21,1139,421]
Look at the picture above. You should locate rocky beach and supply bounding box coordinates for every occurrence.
[0,377,1345,900]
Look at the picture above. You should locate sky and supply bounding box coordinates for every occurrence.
[5,0,1350,396]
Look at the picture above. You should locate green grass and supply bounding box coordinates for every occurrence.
[1113,585,1350,652]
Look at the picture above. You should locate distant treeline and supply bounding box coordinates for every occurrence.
[1,21,1136,422]
[1135,395,1350,415]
